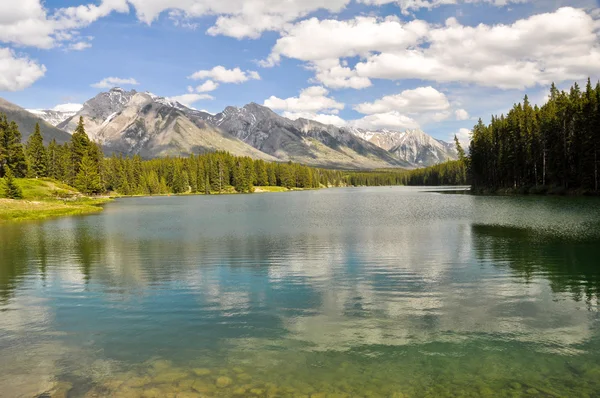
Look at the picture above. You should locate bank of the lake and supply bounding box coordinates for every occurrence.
[0,178,112,222]
[0,178,321,222]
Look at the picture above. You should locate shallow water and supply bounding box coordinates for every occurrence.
[1,187,599,397]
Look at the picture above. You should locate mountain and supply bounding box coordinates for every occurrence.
[26,104,82,127]
[57,88,277,160]
[0,97,72,144]
[199,103,408,169]
[350,128,457,167]
[56,89,406,168]
[26,87,453,169]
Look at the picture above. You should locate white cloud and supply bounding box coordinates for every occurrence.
[350,111,420,130]
[0,47,46,91]
[0,0,128,49]
[283,111,347,127]
[311,60,372,89]
[433,111,451,121]
[67,41,92,51]
[127,0,350,39]
[52,103,83,112]
[196,80,219,92]
[455,109,469,120]
[264,16,428,66]
[264,86,344,113]
[189,66,260,83]
[267,7,600,90]
[167,93,214,108]
[91,77,140,88]
[452,127,472,148]
[358,0,530,15]
[354,86,450,114]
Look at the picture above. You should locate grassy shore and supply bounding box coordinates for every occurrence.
[0,178,111,223]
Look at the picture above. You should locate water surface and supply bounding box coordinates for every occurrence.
[1,187,599,397]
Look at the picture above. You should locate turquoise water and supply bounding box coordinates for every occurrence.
[1,187,599,397]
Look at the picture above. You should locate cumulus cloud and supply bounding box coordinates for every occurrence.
[455,109,470,120]
[354,86,450,114]
[167,93,214,108]
[52,103,83,112]
[266,7,600,90]
[196,80,219,92]
[0,0,128,49]
[189,66,260,83]
[358,0,530,15]
[91,77,139,88]
[283,111,347,127]
[350,111,420,130]
[264,86,344,113]
[0,47,46,91]
[452,127,472,148]
[127,0,350,39]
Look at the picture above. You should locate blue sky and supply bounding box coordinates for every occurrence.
[1,0,599,143]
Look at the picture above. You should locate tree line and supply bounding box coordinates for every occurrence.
[2,110,473,197]
[468,79,600,194]
[1,114,354,196]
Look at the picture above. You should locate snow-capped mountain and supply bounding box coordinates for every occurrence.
[56,88,275,160]
[26,103,82,127]
[34,87,454,168]
[349,128,457,167]
[196,103,408,169]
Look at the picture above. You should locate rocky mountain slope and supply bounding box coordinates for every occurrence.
[198,103,408,169]
[9,87,457,169]
[351,128,457,167]
[57,88,277,160]
[0,97,72,144]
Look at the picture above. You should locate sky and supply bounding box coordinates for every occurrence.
[1,0,599,143]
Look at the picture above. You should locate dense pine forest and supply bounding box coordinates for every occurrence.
[1,115,352,196]
[469,79,600,194]
[1,112,471,198]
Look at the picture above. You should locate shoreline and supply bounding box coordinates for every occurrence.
[471,186,600,197]
[0,184,318,224]
[0,197,112,223]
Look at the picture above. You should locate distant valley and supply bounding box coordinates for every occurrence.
[1,88,457,169]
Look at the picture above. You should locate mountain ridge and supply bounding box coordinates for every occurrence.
[0,97,72,144]
[12,88,457,168]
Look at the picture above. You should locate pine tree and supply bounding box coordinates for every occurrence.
[4,121,28,178]
[0,114,8,177]
[26,123,48,178]
[70,116,91,182]
[2,165,22,199]
[75,154,103,195]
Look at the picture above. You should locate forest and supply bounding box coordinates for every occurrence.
[469,78,600,194]
[0,115,352,196]
[0,113,471,198]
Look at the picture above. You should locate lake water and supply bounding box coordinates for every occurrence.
[1,187,600,398]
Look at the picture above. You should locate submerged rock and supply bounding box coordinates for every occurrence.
[192,368,212,376]
[216,376,233,388]
[49,381,73,398]
[152,370,189,384]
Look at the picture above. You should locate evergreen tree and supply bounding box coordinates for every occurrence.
[2,165,22,199]
[26,123,48,178]
[2,121,28,178]
[75,154,103,195]
[70,116,91,182]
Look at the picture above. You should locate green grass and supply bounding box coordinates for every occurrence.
[0,178,111,223]
[254,186,290,193]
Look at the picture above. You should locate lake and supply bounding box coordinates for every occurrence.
[1,187,599,397]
